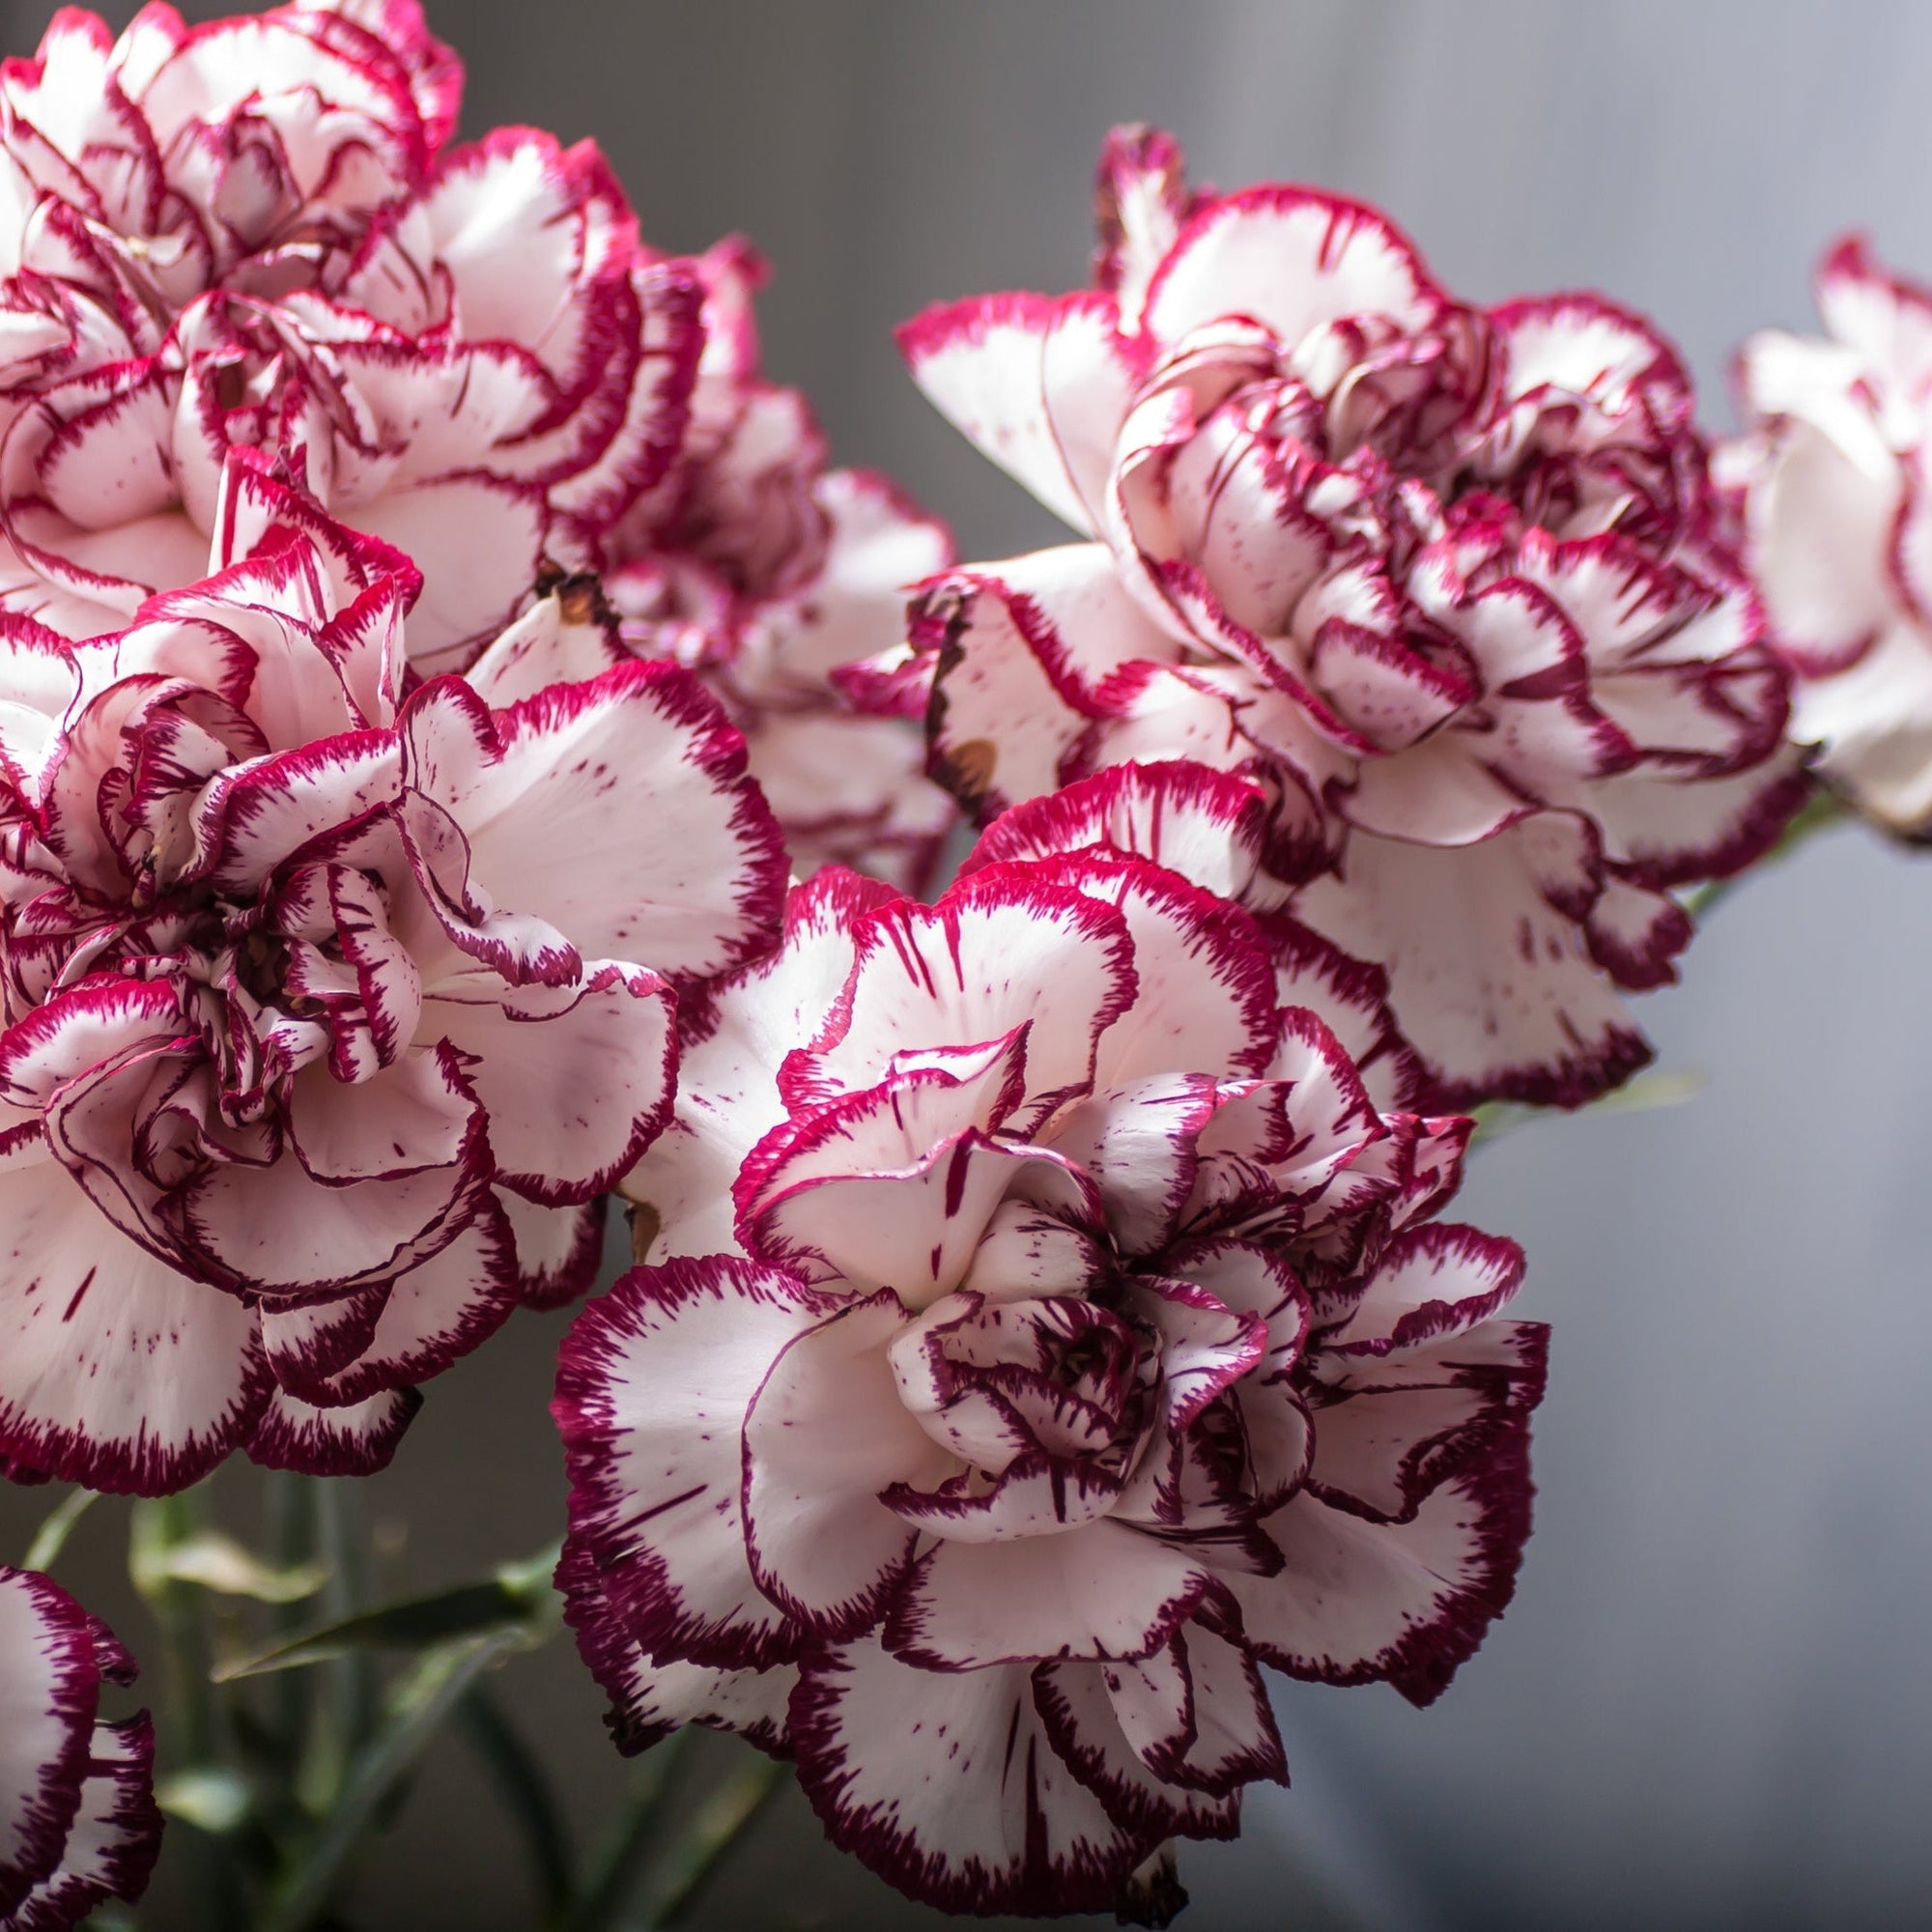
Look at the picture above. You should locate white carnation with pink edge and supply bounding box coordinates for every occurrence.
[890,125,1808,1110]
[0,1565,158,1932]
[558,761,1547,1919]
[0,0,697,669]
[0,452,784,1492]
[1726,236,1932,835]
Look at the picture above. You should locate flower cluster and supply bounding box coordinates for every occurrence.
[0,1565,158,1931]
[1725,237,1932,835]
[895,127,1807,1107]
[0,7,1891,1922]
[0,454,783,1492]
[559,762,1548,1917]
[0,1,951,890]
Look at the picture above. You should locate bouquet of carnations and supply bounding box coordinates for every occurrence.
[0,5,1904,1927]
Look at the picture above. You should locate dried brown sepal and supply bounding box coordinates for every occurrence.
[532,556,621,631]
[627,1200,662,1264]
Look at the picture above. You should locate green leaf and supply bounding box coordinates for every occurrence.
[1471,1066,1707,1148]
[23,1488,98,1574]
[261,1632,522,1932]
[638,1748,787,1929]
[148,1529,327,1604]
[77,1907,137,1931]
[456,1688,574,1914]
[561,1733,692,1932]
[213,1543,562,1683]
[156,1767,253,1835]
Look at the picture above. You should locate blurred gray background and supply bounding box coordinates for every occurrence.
[4,2,1931,1927]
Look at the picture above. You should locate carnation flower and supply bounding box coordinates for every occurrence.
[0,1565,159,1931]
[895,125,1806,1107]
[591,241,956,891]
[1725,237,1932,833]
[0,0,696,667]
[558,761,1547,1918]
[0,455,784,1492]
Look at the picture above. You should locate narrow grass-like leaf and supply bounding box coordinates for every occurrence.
[158,1767,253,1835]
[262,1633,522,1932]
[22,1487,97,1573]
[214,1544,563,1682]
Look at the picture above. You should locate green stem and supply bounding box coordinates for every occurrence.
[638,1750,786,1930]
[563,1731,692,1932]
[298,1478,376,1816]
[263,1473,319,1765]
[129,1487,248,1932]
[457,1685,575,1918]
[264,1631,520,1932]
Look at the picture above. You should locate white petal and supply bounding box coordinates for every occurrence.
[897,294,1142,536]
[423,964,673,1203]
[1296,819,1648,1109]
[793,1636,1150,1916]
[555,1257,823,1669]
[885,1520,1213,1669]
[0,1158,268,1493]
[742,1293,949,1635]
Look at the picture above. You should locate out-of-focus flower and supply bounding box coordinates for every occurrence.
[894,125,1805,1108]
[1726,236,1932,835]
[0,0,696,668]
[0,456,784,1492]
[0,1564,159,1932]
[593,242,956,891]
[559,761,1547,1918]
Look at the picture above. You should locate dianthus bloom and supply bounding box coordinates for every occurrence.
[895,126,1805,1107]
[0,0,695,666]
[1726,237,1932,834]
[558,761,1547,1918]
[591,241,956,891]
[0,455,783,1492]
[1,1565,159,1931]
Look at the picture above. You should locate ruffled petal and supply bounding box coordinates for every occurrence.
[962,760,1291,915]
[245,1384,419,1478]
[9,1711,162,1932]
[555,1257,827,1670]
[896,293,1144,536]
[788,871,1137,1123]
[422,963,674,1205]
[1143,185,1442,347]
[556,1539,793,1757]
[918,544,1179,819]
[295,1204,521,1406]
[498,1191,607,1310]
[623,869,895,1262]
[1295,819,1651,1110]
[741,1075,1085,1309]
[883,1520,1214,1670]
[791,1637,1152,1917]
[0,1156,269,1494]
[0,1568,98,1921]
[1226,1430,1536,1707]
[400,664,783,985]
[0,1565,159,1930]
[741,1291,948,1637]
[1086,1620,1285,1797]
[1034,1656,1240,1847]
